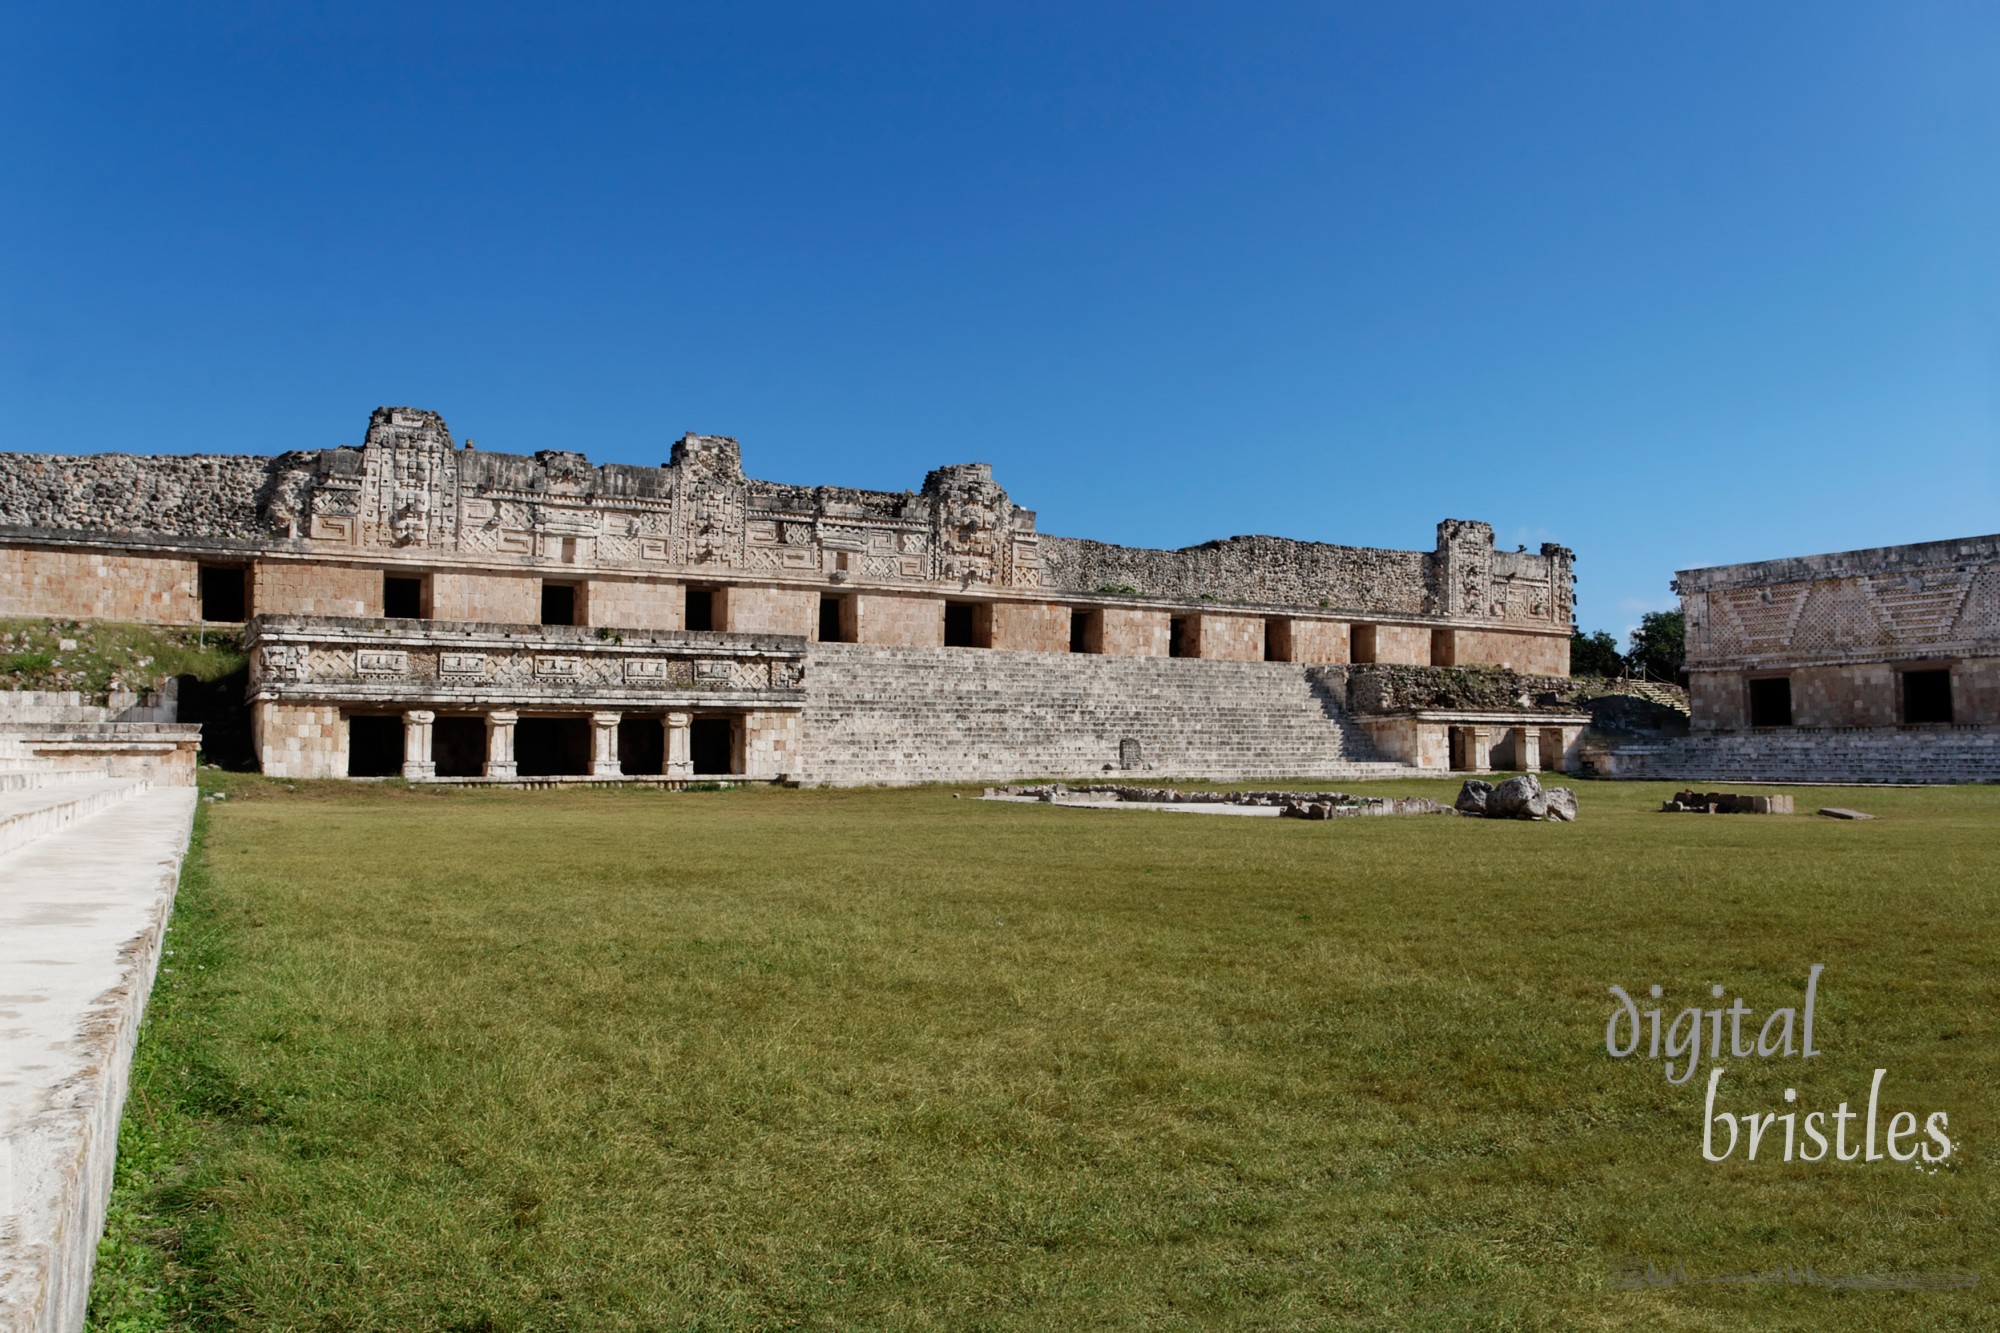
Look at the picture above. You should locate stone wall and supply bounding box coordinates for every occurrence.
[1675,532,2000,760]
[252,701,346,779]
[1098,607,1169,657]
[0,546,198,623]
[1185,612,1264,661]
[0,407,1573,640]
[723,585,818,638]
[1584,727,2000,785]
[854,592,944,647]
[430,570,542,624]
[252,560,382,618]
[1273,618,1349,664]
[741,710,801,778]
[0,451,274,539]
[580,577,682,631]
[990,601,1070,653]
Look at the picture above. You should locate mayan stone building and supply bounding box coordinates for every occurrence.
[0,407,1582,784]
[1593,533,2000,783]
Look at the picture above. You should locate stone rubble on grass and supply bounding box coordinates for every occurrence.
[984,783,1456,819]
[1660,790,1794,814]
[1453,772,1579,822]
[1818,807,1877,820]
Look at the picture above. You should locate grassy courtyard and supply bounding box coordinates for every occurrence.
[89,776,1999,1331]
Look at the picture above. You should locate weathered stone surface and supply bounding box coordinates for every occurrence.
[1604,527,2000,785]
[1660,790,1793,815]
[1818,806,1877,820]
[1544,786,1578,821]
[1454,779,1493,815]
[1486,773,1548,820]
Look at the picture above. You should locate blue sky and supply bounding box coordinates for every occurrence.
[4,2,1994,642]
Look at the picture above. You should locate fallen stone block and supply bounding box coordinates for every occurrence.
[1545,786,1578,822]
[1487,773,1548,820]
[1454,779,1493,815]
[1818,807,1876,820]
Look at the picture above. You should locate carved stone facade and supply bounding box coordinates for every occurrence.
[1585,533,2000,784]
[0,406,1580,783]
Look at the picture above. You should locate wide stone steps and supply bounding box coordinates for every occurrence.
[801,645,1415,785]
[0,776,152,858]
[1587,728,2000,784]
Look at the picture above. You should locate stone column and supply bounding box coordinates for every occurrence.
[401,709,436,781]
[484,710,518,780]
[1556,725,1583,774]
[590,710,623,778]
[1513,726,1540,773]
[664,711,693,780]
[1468,726,1494,774]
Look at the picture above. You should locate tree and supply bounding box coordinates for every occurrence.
[1625,610,1685,682]
[1569,629,1624,678]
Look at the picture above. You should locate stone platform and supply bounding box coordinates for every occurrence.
[0,779,197,1333]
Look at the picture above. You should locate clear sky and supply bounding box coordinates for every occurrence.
[4,3,1994,642]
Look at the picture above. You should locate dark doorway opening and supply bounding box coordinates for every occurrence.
[1748,677,1793,728]
[1350,625,1377,664]
[175,668,254,769]
[433,716,486,777]
[619,718,664,775]
[685,588,715,631]
[1448,726,1472,772]
[819,595,853,643]
[691,717,736,774]
[1168,617,1191,658]
[1902,669,1953,724]
[1070,609,1097,653]
[1430,628,1456,667]
[541,583,578,627]
[516,716,590,776]
[348,715,404,777]
[1264,619,1289,662]
[384,574,426,619]
[199,564,247,622]
[944,601,989,648]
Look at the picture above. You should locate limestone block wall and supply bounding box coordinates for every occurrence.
[741,709,801,778]
[1099,607,1169,657]
[799,643,1400,785]
[583,578,681,631]
[1691,659,2000,730]
[1270,618,1348,664]
[1959,658,2000,726]
[0,546,198,623]
[1360,625,1431,666]
[855,592,945,646]
[990,601,1070,653]
[253,701,346,779]
[724,585,817,637]
[1187,613,1264,661]
[1585,727,2000,785]
[253,561,382,618]
[430,571,541,624]
[1792,663,1899,728]
[1450,628,1569,676]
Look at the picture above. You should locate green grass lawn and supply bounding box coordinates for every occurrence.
[89,776,2000,1331]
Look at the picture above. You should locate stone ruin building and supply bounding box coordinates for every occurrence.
[0,406,1590,785]
[1590,533,2000,783]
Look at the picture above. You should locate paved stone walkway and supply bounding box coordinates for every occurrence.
[0,783,196,1333]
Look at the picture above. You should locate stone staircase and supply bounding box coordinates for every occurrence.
[1583,725,2000,784]
[801,645,1418,785]
[0,757,199,1333]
